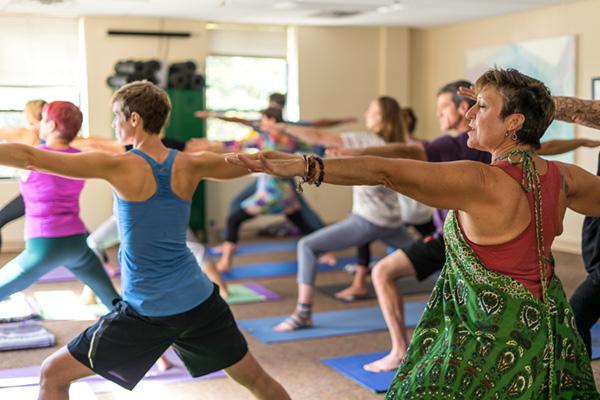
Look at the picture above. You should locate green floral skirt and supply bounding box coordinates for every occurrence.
[385,211,599,400]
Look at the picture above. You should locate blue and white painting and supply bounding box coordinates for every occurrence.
[466,35,576,163]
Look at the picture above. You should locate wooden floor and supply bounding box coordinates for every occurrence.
[0,238,599,399]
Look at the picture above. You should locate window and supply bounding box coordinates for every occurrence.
[205,55,288,141]
[0,16,83,178]
[204,23,289,141]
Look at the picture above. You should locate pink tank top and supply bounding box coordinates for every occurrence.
[461,159,560,300]
[20,145,86,240]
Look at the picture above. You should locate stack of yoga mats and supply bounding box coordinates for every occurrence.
[0,321,54,351]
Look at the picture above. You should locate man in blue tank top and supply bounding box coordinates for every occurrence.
[0,81,290,399]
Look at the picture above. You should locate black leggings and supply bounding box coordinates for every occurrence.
[0,194,26,252]
[225,208,315,243]
[569,274,600,357]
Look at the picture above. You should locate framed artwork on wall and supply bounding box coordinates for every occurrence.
[593,77,600,100]
[465,35,576,163]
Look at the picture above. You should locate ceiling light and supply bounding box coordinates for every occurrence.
[377,0,406,13]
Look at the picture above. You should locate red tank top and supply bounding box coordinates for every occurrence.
[460,159,560,300]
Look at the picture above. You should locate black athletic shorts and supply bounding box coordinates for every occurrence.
[404,233,446,281]
[68,284,248,390]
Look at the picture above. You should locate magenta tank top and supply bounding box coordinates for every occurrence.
[20,145,86,240]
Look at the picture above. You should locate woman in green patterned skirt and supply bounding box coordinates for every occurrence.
[226,67,600,399]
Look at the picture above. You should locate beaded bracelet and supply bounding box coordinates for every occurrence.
[296,154,311,194]
[296,154,323,193]
[306,155,317,184]
[314,156,324,187]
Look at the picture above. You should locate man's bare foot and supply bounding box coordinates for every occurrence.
[155,354,173,371]
[318,252,337,266]
[363,353,404,372]
[272,313,312,332]
[335,285,368,300]
[79,285,98,305]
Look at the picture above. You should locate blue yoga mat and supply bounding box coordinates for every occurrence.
[207,240,298,256]
[321,351,396,393]
[238,301,428,343]
[590,324,600,360]
[221,255,360,280]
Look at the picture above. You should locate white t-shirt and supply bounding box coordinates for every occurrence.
[341,132,403,228]
[397,138,433,225]
[398,195,433,225]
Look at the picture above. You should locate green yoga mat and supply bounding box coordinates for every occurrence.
[224,283,281,305]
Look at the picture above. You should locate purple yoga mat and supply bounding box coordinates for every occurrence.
[0,349,226,393]
[242,283,281,300]
[36,264,120,284]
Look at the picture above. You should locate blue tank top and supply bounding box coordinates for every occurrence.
[113,149,213,316]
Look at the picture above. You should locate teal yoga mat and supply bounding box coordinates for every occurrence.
[237,301,428,343]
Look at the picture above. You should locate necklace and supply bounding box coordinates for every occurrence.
[492,147,556,390]
[492,149,532,164]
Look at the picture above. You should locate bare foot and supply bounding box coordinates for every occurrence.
[272,313,312,332]
[79,285,98,305]
[335,285,368,300]
[155,354,173,371]
[318,252,337,266]
[363,353,404,372]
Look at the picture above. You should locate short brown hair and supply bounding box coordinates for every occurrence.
[111,80,171,134]
[262,107,283,123]
[474,68,554,150]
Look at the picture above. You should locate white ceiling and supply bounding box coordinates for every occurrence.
[0,0,586,28]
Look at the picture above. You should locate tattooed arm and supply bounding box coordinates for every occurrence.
[553,96,600,129]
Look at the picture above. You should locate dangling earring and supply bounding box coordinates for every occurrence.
[512,132,518,141]
[505,131,510,137]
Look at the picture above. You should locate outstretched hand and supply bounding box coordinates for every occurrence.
[225,153,302,179]
[458,85,476,101]
[582,139,600,148]
[194,110,211,118]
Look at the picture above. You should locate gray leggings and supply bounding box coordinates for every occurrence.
[297,213,415,285]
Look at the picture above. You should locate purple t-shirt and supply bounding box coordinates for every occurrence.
[422,131,491,234]
[20,145,86,240]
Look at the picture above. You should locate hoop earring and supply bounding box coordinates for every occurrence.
[512,132,518,141]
